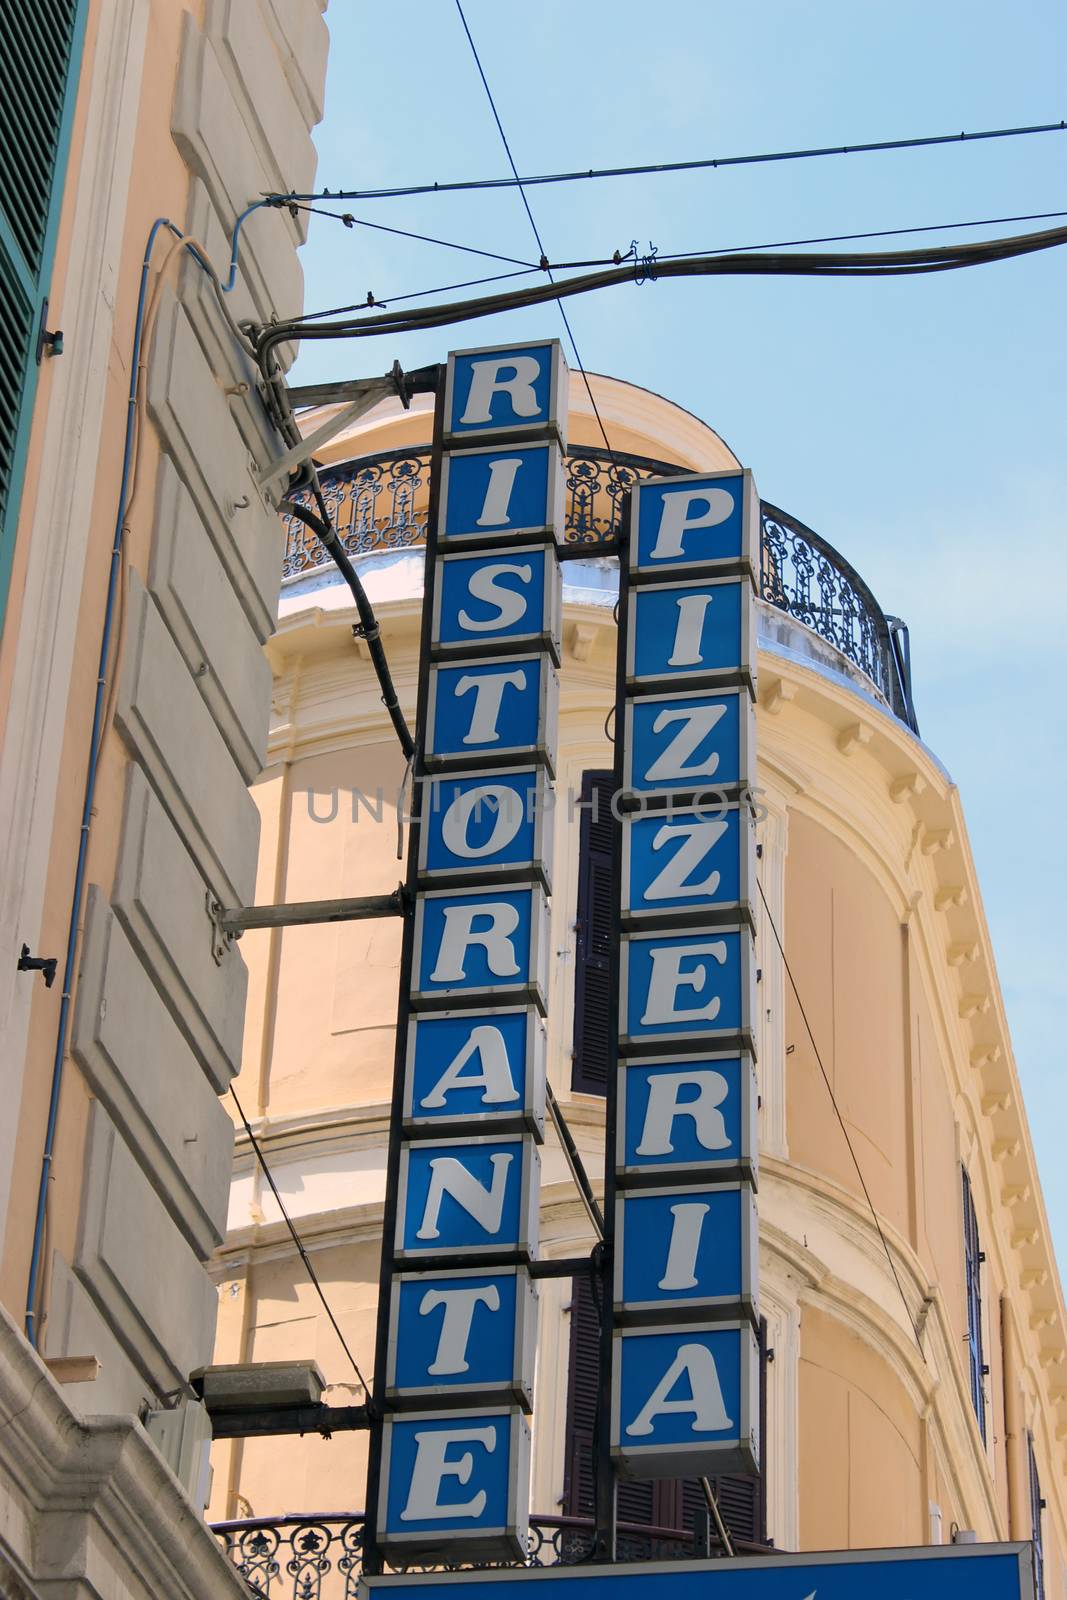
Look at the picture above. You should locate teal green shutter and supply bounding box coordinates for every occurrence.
[0,0,89,632]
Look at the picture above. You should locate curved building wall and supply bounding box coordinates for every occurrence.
[208,376,1067,1588]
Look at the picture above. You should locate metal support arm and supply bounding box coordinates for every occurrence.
[213,889,407,940]
[255,362,419,501]
[208,1403,370,1440]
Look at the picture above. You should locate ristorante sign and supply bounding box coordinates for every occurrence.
[366,338,760,1570]
[371,342,567,1564]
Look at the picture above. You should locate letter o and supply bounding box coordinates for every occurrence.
[441,784,524,860]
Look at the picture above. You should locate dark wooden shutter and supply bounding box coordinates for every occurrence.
[0,0,86,627]
[560,1273,600,1517]
[962,1167,987,1443]
[571,769,615,1094]
[562,1273,769,1548]
[1028,1432,1045,1600]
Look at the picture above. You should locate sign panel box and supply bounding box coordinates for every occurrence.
[426,653,559,773]
[444,339,568,446]
[419,767,554,893]
[619,926,757,1054]
[621,802,756,930]
[439,444,566,550]
[614,1182,758,1325]
[616,1052,759,1189]
[629,468,759,585]
[395,1133,540,1263]
[627,575,756,697]
[433,543,562,662]
[377,1406,531,1562]
[622,686,755,802]
[404,1005,547,1140]
[387,1265,538,1409]
[410,883,550,1013]
[361,1540,1036,1600]
[611,1320,759,1479]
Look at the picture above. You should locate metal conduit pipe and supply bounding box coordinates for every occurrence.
[281,497,414,759]
[23,205,271,1343]
[25,216,184,1342]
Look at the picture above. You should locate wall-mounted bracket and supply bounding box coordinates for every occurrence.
[209,888,408,950]
[255,362,423,502]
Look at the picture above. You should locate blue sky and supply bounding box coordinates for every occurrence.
[291,0,1067,1265]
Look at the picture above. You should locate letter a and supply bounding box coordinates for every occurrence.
[420,1025,521,1108]
[625,1341,733,1436]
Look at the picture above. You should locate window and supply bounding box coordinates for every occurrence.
[0,1,87,630]
[961,1167,987,1442]
[561,1274,768,1548]
[571,770,615,1094]
[1028,1432,1045,1600]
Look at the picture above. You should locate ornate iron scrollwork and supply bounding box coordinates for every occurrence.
[281,448,916,730]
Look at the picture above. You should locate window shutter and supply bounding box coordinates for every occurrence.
[1028,1433,1044,1600]
[0,0,86,628]
[572,769,615,1095]
[561,1273,601,1517]
[962,1168,987,1443]
[562,1274,769,1548]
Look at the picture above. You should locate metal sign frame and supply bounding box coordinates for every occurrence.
[364,342,568,1574]
[360,1542,1035,1599]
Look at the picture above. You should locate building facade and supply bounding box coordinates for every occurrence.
[0,3,327,1596]
[207,375,1067,1593]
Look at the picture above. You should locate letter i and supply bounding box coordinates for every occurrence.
[477,458,523,526]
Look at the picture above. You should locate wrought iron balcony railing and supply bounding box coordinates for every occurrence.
[212,1511,773,1597]
[282,445,917,733]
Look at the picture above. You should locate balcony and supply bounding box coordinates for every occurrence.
[281,445,917,732]
[212,1510,773,1596]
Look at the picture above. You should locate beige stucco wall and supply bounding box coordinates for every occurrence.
[0,1,329,1594]
[206,375,1067,1589]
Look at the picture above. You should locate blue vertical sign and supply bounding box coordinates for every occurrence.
[611,467,761,1482]
[373,341,568,1565]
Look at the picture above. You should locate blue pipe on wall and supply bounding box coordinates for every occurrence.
[23,205,255,1346]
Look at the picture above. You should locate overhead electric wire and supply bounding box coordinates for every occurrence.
[279,199,537,268]
[231,1084,372,1398]
[661,207,1067,260]
[252,223,1067,372]
[268,117,1067,204]
[452,0,618,461]
[756,881,926,1355]
[288,209,1067,326]
[298,265,539,323]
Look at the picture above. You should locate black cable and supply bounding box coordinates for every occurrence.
[285,209,1067,326]
[230,1084,372,1398]
[270,118,1067,203]
[280,199,537,268]
[452,0,618,461]
[282,493,415,759]
[253,223,1067,367]
[756,880,926,1355]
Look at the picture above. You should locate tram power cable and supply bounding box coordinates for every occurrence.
[452,0,619,465]
[265,116,1067,204]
